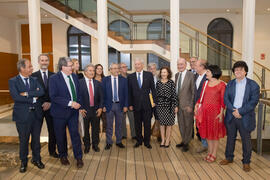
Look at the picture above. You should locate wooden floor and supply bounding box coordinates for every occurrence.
[9,126,270,180]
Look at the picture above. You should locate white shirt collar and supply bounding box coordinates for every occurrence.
[19,74,29,80]
[40,69,48,74]
[136,70,143,74]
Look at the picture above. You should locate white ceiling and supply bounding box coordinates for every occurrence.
[0,0,270,19]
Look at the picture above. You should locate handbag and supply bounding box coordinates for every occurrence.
[195,81,208,127]
[151,120,161,137]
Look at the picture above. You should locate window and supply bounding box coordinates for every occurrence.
[147,53,170,70]
[147,18,170,43]
[108,47,132,70]
[67,26,91,70]
[108,20,131,69]
[207,18,233,70]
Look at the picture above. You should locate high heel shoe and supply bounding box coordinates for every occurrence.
[164,145,170,148]
[160,144,165,147]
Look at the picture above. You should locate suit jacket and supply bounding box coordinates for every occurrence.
[224,78,260,132]
[79,78,103,112]
[31,70,54,104]
[194,73,207,103]
[128,71,156,111]
[175,70,195,110]
[49,72,82,119]
[8,75,44,122]
[102,75,128,112]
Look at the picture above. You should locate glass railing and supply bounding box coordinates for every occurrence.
[46,0,269,88]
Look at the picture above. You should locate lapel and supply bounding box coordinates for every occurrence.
[199,74,207,89]
[38,71,46,88]
[133,72,140,89]
[242,78,250,104]
[83,78,90,97]
[29,77,34,90]
[16,75,28,91]
[181,71,189,90]
[109,76,113,97]
[58,72,71,99]
[93,79,98,97]
[231,79,236,103]
[142,71,147,89]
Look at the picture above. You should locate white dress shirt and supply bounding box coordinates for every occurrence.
[111,75,119,102]
[196,72,206,90]
[61,71,76,106]
[84,76,95,96]
[40,69,48,83]
[176,69,187,89]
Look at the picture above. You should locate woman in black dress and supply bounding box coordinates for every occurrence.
[156,67,178,148]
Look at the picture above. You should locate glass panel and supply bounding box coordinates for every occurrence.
[68,36,79,54]
[81,55,91,70]
[109,20,131,40]
[108,47,118,67]
[147,53,170,70]
[80,35,91,54]
[120,52,131,70]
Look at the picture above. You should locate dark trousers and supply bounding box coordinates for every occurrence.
[134,108,152,145]
[106,103,123,144]
[225,118,252,164]
[53,112,82,159]
[16,111,42,164]
[41,110,57,154]
[83,108,100,147]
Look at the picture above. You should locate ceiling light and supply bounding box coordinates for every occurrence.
[226,9,230,12]
[44,14,48,17]
[267,8,270,11]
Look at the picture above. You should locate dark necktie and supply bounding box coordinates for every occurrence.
[43,72,48,88]
[24,78,30,92]
[113,77,118,102]
[67,75,77,101]
[177,72,182,94]
[89,79,94,107]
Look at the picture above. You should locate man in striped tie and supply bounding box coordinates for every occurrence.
[49,57,83,168]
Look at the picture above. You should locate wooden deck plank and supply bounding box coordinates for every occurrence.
[134,146,147,180]
[105,143,119,180]
[115,140,127,180]
[125,138,136,180]
[141,146,158,180]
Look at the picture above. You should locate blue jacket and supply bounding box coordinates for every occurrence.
[224,78,260,132]
[49,72,81,119]
[102,75,128,112]
[9,75,44,122]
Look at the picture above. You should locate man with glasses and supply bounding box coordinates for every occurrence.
[49,57,83,168]
[102,63,128,150]
[119,63,136,140]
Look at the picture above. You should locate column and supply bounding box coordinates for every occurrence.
[170,0,180,77]
[28,0,42,71]
[242,0,256,79]
[97,0,108,75]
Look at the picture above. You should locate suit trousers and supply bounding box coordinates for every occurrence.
[16,110,42,164]
[177,108,194,144]
[83,107,100,147]
[225,118,252,164]
[122,110,136,138]
[106,103,123,144]
[134,108,152,145]
[53,112,82,159]
[41,110,57,154]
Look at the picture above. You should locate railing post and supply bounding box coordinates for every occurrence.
[189,38,193,57]
[65,0,69,19]
[257,100,263,155]
[195,31,199,57]
[261,68,266,98]
[79,0,82,13]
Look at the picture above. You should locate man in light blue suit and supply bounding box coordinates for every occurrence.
[220,61,260,172]
[102,63,128,150]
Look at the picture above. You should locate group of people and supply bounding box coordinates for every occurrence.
[9,54,259,173]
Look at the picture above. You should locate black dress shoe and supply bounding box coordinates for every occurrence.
[60,157,70,165]
[134,142,142,148]
[176,142,184,148]
[92,145,100,152]
[19,163,27,173]
[50,152,59,158]
[77,159,84,168]
[122,136,127,139]
[84,146,90,154]
[182,144,189,152]
[31,160,45,169]
[144,144,152,149]
[116,143,125,148]
[105,144,112,150]
[132,137,137,140]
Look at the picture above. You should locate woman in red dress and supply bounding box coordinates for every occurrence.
[195,65,226,163]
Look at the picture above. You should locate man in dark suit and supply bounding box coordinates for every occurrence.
[9,59,45,173]
[31,54,58,158]
[49,57,83,168]
[175,58,195,152]
[128,58,156,149]
[220,61,260,172]
[194,59,208,153]
[102,63,128,150]
[79,64,103,153]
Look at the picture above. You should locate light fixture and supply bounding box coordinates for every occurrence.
[267,8,270,11]
[44,14,48,17]
[226,9,230,12]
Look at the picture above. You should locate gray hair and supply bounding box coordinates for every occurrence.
[58,57,72,71]
[109,63,118,69]
[17,58,29,72]
[38,53,50,61]
[134,58,144,65]
[84,63,95,72]
[147,63,157,69]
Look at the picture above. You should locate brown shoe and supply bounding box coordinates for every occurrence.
[77,159,84,168]
[243,164,251,172]
[219,159,233,165]
[60,157,70,165]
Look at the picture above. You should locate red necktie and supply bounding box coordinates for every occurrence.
[89,80,94,107]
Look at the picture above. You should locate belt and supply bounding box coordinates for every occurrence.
[29,107,35,111]
[112,101,119,103]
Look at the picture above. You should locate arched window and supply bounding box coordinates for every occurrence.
[108,20,131,69]
[67,26,91,70]
[147,19,170,69]
[207,18,233,70]
[109,20,131,40]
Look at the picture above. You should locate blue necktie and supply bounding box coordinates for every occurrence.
[24,78,30,91]
[137,73,142,88]
[113,77,118,102]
